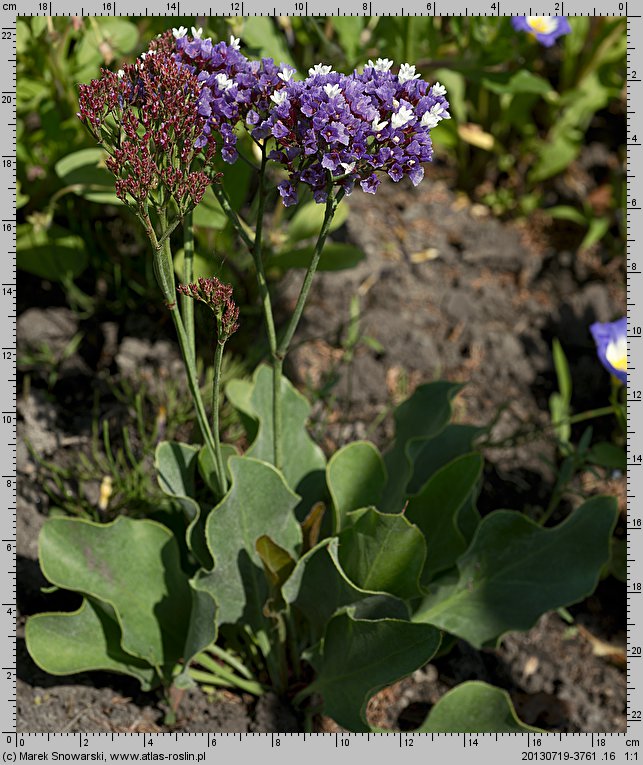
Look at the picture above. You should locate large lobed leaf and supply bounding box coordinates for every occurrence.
[27,516,216,684]
[196,456,302,632]
[416,681,541,732]
[414,496,618,647]
[283,537,408,644]
[326,441,387,531]
[406,453,483,584]
[226,365,326,513]
[305,611,441,732]
[381,382,463,513]
[156,441,212,568]
[337,508,426,600]
[26,599,158,689]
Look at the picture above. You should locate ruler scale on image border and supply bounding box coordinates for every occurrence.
[4,3,640,761]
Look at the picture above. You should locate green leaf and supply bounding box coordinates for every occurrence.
[413,496,618,648]
[407,423,485,495]
[198,442,238,494]
[226,365,326,514]
[327,441,387,532]
[483,70,552,96]
[286,199,349,244]
[552,338,572,405]
[580,216,610,252]
[305,611,441,732]
[331,18,364,63]
[155,441,211,568]
[192,186,228,230]
[608,537,626,583]
[416,681,541,732]
[588,442,626,472]
[37,516,193,672]
[547,205,587,226]
[283,537,408,643]
[240,17,295,68]
[406,453,483,584]
[26,599,159,689]
[256,535,296,589]
[54,148,122,205]
[301,501,325,553]
[337,508,426,600]
[432,69,466,122]
[271,243,365,272]
[173,247,221,283]
[17,223,88,281]
[196,456,302,631]
[381,382,463,513]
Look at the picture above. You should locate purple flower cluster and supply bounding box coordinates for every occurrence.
[260,59,450,205]
[170,30,449,206]
[172,27,284,163]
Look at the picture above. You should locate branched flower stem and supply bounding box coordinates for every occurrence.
[276,186,344,359]
[143,208,225,495]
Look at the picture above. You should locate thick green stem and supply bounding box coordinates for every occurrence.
[251,145,281,469]
[168,306,223,494]
[211,336,228,494]
[144,209,223,494]
[182,209,195,359]
[277,188,344,358]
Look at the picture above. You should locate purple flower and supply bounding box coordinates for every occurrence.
[511,16,571,47]
[590,317,627,384]
[170,34,448,204]
[278,180,298,207]
[261,61,448,204]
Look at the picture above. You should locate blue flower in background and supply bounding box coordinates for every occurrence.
[590,317,627,384]
[511,16,571,47]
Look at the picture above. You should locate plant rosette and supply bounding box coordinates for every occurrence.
[26,28,619,733]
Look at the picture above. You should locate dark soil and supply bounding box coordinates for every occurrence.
[17,170,626,732]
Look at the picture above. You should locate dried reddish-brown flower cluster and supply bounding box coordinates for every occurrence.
[177,277,240,340]
[77,33,220,213]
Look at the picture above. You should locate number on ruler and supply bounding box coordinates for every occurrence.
[554,1,560,10]
[632,326,642,336]
[38,2,47,9]
[102,3,112,10]
[426,2,433,8]
[167,2,177,8]
[1,31,10,40]
[1,95,11,105]
[633,517,642,527]
[294,1,303,8]
[231,1,240,9]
